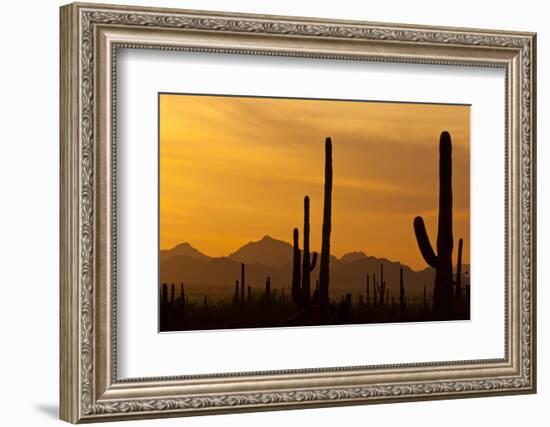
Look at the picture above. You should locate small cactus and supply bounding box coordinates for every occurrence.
[399,268,406,317]
[366,274,370,306]
[375,265,386,307]
[240,263,245,304]
[265,276,271,297]
[170,283,175,305]
[291,228,301,305]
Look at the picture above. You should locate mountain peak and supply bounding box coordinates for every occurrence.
[229,235,293,268]
[339,251,367,265]
[161,242,210,262]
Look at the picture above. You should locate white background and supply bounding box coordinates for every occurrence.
[118,49,505,377]
[0,0,545,426]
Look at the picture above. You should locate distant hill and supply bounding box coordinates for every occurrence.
[159,236,469,301]
[339,251,367,265]
[228,235,293,268]
[160,242,210,263]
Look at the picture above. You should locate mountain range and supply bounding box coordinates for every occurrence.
[160,235,469,301]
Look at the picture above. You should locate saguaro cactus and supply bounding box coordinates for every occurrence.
[423,285,428,311]
[291,228,301,305]
[240,263,245,305]
[265,276,271,297]
[301,196,318,305]
[180,283,186,310]
[319,137,333,319]
[233,280,239,305]
[170,283,175,305]
[366,274,370,306]
[161,283,168,308]
[455,238,463,300]
[373,273,378,307]
[399,268,406,317]
[375,264,386,307]
[413,131,454,320]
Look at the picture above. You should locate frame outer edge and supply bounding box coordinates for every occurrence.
[529,33,537,393]
[59,2,537,422]
[60,3,81,424]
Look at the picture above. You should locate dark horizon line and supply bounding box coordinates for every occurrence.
[158,91,472,107]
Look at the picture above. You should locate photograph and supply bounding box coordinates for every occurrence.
[158,94,471,331]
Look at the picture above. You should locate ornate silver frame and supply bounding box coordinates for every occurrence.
[60,2,537,423]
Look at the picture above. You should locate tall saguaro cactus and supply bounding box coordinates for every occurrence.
[291,228,301,305]
[413,131,454,320]
[319,137,333,319]
[301,196,318,305]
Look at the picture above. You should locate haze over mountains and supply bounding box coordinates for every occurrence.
[160,235,469,301]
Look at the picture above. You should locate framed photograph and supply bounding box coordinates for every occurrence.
[60,2,537,423]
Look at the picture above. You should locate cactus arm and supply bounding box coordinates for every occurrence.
[310,251,318,271]
[413,216,438,267]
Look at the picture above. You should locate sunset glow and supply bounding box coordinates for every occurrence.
[159,94,470,271]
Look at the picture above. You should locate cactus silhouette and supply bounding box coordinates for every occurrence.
[375,264,386,307]
[373,273,378,307]
[180,283,186,311]
[170,283,175,305]
[455,238,463,300]
[240,263,245,305]
[265,276,271,297]
[399,268,406,318]
[366,274,370,306]
[413,131,454,320]
[233,280,239,305]
[291,228,301,305]
[319,137,333,319]
[423,285,428,311]
[161,283,168,307]
[301,196,318,305]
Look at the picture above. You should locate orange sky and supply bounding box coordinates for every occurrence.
[159,94,470,271]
